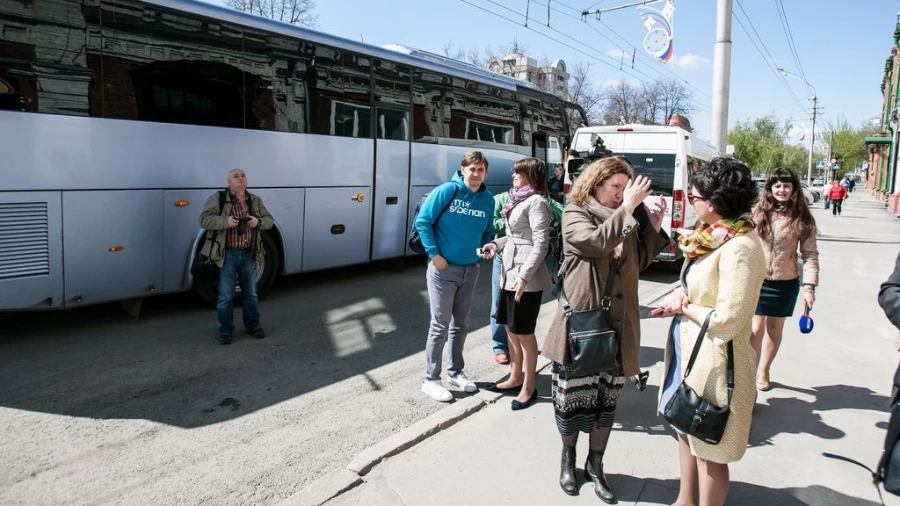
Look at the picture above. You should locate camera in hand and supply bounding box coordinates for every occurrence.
[236,217,248,235]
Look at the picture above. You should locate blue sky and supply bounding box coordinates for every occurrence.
[211,0,899,145]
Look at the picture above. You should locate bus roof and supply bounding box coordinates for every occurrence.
[145,0,548,96]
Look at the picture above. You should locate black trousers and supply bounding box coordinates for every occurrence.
[832,199,843,215]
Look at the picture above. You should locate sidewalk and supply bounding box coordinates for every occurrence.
[294,191,900,506]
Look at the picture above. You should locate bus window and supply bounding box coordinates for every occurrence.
[374,59,411,140]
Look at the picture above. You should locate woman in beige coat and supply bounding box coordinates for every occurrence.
[751,167,819,391]
[481,158,552,410]
[542,157,668,502]
[655,158,765,506]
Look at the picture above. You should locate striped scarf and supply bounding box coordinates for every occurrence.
[676,217,756,259]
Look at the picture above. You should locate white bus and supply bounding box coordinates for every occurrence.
[570,124,718,263]
[0,0,584,311]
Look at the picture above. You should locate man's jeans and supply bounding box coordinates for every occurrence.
[425,262,480,381]
[217,248,261,335]
[490,256,508,354]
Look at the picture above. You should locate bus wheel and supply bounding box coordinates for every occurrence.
[193,231,281,306]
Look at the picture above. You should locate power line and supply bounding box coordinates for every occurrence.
[732,0,806,112]
[774,0,808,84]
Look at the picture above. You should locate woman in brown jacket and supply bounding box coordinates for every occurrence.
[542,157,668,502]
[751,167,819,391]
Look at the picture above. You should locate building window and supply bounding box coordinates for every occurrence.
[331,100,371,137]
[377,108,409,140]
[465,119,513,144]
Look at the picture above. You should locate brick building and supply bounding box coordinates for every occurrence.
[866,13,900,212]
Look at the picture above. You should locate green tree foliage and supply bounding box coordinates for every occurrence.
[726,115,810,177]
[819,115,879,178]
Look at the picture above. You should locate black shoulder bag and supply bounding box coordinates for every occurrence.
[191,190,227,282]
[559,258,620,376]
[663,311,732,445]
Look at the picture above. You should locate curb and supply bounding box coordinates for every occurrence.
[281,279,679,506]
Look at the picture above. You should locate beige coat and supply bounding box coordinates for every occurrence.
[493,194,552,293]
[659,231,766,464]
[759,212,819,285]
[542,203,668,376]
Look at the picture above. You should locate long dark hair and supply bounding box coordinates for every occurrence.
[512,157,549,196]
[753,167,816,242]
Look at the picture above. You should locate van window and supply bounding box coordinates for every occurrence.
[619,153,677,195]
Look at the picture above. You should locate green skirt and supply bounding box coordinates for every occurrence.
[755,277,800,317]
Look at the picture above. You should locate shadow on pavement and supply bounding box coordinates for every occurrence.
[604,474,884,505]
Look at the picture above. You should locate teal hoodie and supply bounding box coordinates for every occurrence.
[415,171,494,266]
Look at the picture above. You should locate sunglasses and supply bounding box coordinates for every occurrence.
[687,194,707,205]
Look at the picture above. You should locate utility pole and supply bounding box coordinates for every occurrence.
[806,94,817,186]
[710,0,733,155]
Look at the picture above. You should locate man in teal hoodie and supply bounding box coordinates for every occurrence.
[415,151,495,402]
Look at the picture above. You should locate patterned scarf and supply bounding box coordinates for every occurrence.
[676,217,756,259]
[500,185,536,219]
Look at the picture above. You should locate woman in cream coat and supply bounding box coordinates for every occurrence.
[656,158,766,506]
[481,157,552,410]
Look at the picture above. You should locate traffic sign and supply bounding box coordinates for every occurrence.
[815,161,825,169]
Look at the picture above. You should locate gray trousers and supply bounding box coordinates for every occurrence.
[424,262,480,381]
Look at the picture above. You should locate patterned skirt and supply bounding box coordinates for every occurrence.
[551,362,626,435]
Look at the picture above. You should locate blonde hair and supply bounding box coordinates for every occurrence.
[569,157,634,205]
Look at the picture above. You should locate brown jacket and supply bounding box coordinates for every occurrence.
[542,203,669,376]
[758,212,819,285]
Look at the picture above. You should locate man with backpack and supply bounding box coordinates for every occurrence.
[415,151,494,402]
[198,169,274,345]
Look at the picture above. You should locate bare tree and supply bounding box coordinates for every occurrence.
[656,79,695,125]
[227,0,317,27]
[601,80,647,125]
[640,81,662,124]
[567,62,602,124]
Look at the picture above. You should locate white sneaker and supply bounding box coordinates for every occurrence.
[421,380,453,402]
[448,372,478,393]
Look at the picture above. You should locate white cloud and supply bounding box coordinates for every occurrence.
[605,49,633,61]
[670,52,711,70]
[599,78,642,88]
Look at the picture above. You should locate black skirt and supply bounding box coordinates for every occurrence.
[496,289,543,334]
[755,277,800,317]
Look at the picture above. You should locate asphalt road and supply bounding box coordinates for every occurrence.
[0,258,677,506]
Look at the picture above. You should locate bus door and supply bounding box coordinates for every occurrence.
[370,60,413,261]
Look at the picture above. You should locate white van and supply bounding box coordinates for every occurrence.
[568,124,718,263]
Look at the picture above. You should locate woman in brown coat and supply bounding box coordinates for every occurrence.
[751,167,819,391]
[542,157,669,502]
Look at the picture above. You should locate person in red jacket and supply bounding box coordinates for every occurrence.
[826,179,849,216]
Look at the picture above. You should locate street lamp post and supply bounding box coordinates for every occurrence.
[779,69,817,187]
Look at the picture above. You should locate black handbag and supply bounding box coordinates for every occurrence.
[559,258,620,376]
[663,312,733,445]
[190,250,220,282]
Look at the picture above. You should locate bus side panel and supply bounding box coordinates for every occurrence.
[0,192,64,310]
[249,189,306,275]
[62,191,164,307]
[163,189,220,292]
[302,187,370,272]
[371,139,411,261]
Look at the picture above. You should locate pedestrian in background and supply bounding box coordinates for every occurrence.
[542,157,668,501]
[549,164,566,204]
[656,158,765,506]
[198,169,274,345]
[751,167,819,391]
[480,157,552,411]
[416,151,494,402]
[826,179,848,216]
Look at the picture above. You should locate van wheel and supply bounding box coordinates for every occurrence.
[194,231,281,306]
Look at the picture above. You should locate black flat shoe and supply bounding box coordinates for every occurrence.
[485,382,522,393]
[511,389,538,411]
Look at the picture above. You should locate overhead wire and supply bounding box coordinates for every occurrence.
[774,0,808,85]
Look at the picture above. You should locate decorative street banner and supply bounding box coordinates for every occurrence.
[639,0,675,64]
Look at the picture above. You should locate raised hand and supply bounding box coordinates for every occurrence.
[647,198,667,232]
[623,175,653,212]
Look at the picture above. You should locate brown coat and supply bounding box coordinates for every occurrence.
[542,203,669,376]
[758,212,819,285]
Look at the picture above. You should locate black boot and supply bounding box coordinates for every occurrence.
[559,446,578,495]
[584,451,616,504]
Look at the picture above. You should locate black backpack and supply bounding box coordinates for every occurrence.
[546,206,564,284]
[408,184,459,254]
